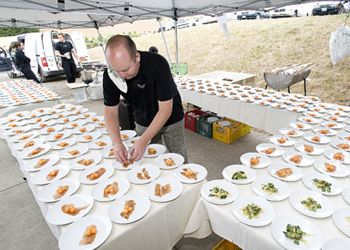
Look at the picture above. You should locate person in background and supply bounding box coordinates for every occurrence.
[148,46,158,54]
[103,35,187,163]
[55,33,78,83]
[14,41,40,83]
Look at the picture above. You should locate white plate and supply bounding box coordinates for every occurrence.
[58,215,112,250]
[322,238,350,250]
[13,138,45,151]
[72,124,96,135]
[304,133,330,145]
[60,144,89,159]
[268,162,303,182]
[47,130,72,142]
[298,116,320,124]
[56,115,79,124]
[313,159,349,178]
[303,111,323,118]
[156,153,185,169]
[324,149,350,165]
[271,214,323,250]
[333,208,350,237]
[69,151,102,170]
[338,132,350,142]
[313,128,337,137]
[279,128,304,138]
[294,142,324,156]
[77,131,102,143]
[200,179,239,205]
[19,143,51,159]
[112,160,142,170]
[303,172,342,196]
[282,151,314,167]
[330,139,350,152]
[92,177,130,202]
[174,163,208,184]
[343,187,350,205]
[323,115,346,123]
[321,122,344,130]
[270,135,296,147]
[8,131,39,143]
[4,126,32,137]
[127,164,161,184]
[119,130,137,141]
[39,124,64,135]
[240,152,271,169]
[143,144,167,158]
[146,177,183,203]
[22,154,60,172]
[30,164,70,185]
[345,125,350,133]
[50,137,77,150]
[102,147,116,159]
[65,120,88,129]
[222,164,256,184]
[124,136,149,148]
[38,179,80,203]
[256,143,285,157]
[89,139,111,150]
[289,190,334,218]
[46,194,94,226]
[252,177,290,201]
[108,193,151,224]
[79,164,114,185]
[232,196,275,227]
[328,110,348,117]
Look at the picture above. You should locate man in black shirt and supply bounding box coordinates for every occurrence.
[55,33,77,83]
[103,35,187,163]
[14,41,40,83]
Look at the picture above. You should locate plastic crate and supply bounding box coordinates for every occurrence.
[171,63,188,76]
[213,118,251,144]
[212,239,242,250]
[196,115,221,138]
[185,109,208,132]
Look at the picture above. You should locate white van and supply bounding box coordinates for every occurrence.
[14,30,87,82]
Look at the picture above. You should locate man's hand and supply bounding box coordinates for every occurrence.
[113,143,128,163]
[130,138,148,161]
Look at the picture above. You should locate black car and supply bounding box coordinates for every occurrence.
[237,11,270,20]
[312,4,341,16]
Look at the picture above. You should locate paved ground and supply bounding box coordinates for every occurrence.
[0,74,270,250]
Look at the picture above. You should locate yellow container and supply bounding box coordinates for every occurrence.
[213,118,251,144]
[212,239,242,250]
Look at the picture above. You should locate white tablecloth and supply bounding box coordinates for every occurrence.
[3,113,205,250]
[186,127,350,249]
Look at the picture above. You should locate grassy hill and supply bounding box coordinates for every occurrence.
[88,15,350,104]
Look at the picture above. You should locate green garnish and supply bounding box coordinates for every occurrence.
[232,171,247,180]
[301,197,321,212]
[261,182,278,194]
[312,178,332,193]
[209,186,229,199]
[283,224,307,245]
[242,203,262,219]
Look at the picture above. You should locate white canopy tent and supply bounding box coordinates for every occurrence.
[0,0,308,70]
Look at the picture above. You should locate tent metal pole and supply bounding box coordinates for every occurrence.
[157,17,172,65]
[173,7,179,74]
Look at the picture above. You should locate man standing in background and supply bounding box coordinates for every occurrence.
[55,33,78,83]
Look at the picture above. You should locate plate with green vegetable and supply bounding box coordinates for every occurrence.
[222,165,256,185]
[232,196,275,227]
[271,215,323,250]
[289,190,334,218]
[302,172,342,196]
[252,177,290,201]
[200,179,239,205]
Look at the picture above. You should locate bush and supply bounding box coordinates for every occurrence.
[0,27,39,37]
[84,32,139,49]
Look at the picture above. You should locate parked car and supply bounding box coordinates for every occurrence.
[270,8,296,18]
[199,15,217,24]
[237,11,270,20]
[9,30,87,82]
[312,4,342,15]
[0,46,13,73]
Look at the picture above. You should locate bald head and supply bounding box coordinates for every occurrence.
[105,35,140,79]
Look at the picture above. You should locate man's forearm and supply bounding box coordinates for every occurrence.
[104,106,123,146]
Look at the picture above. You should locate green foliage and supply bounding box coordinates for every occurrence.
[84,32,139,49]
[0,27,39,37]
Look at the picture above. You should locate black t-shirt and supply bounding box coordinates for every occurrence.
[15,49,30,68]
[55,41,74,62]
[103,51,184,127]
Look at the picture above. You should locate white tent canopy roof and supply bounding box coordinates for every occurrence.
[0,0,306,29]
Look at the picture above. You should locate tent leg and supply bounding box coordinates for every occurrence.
[157,18,172,65]
[174,19,179,74]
